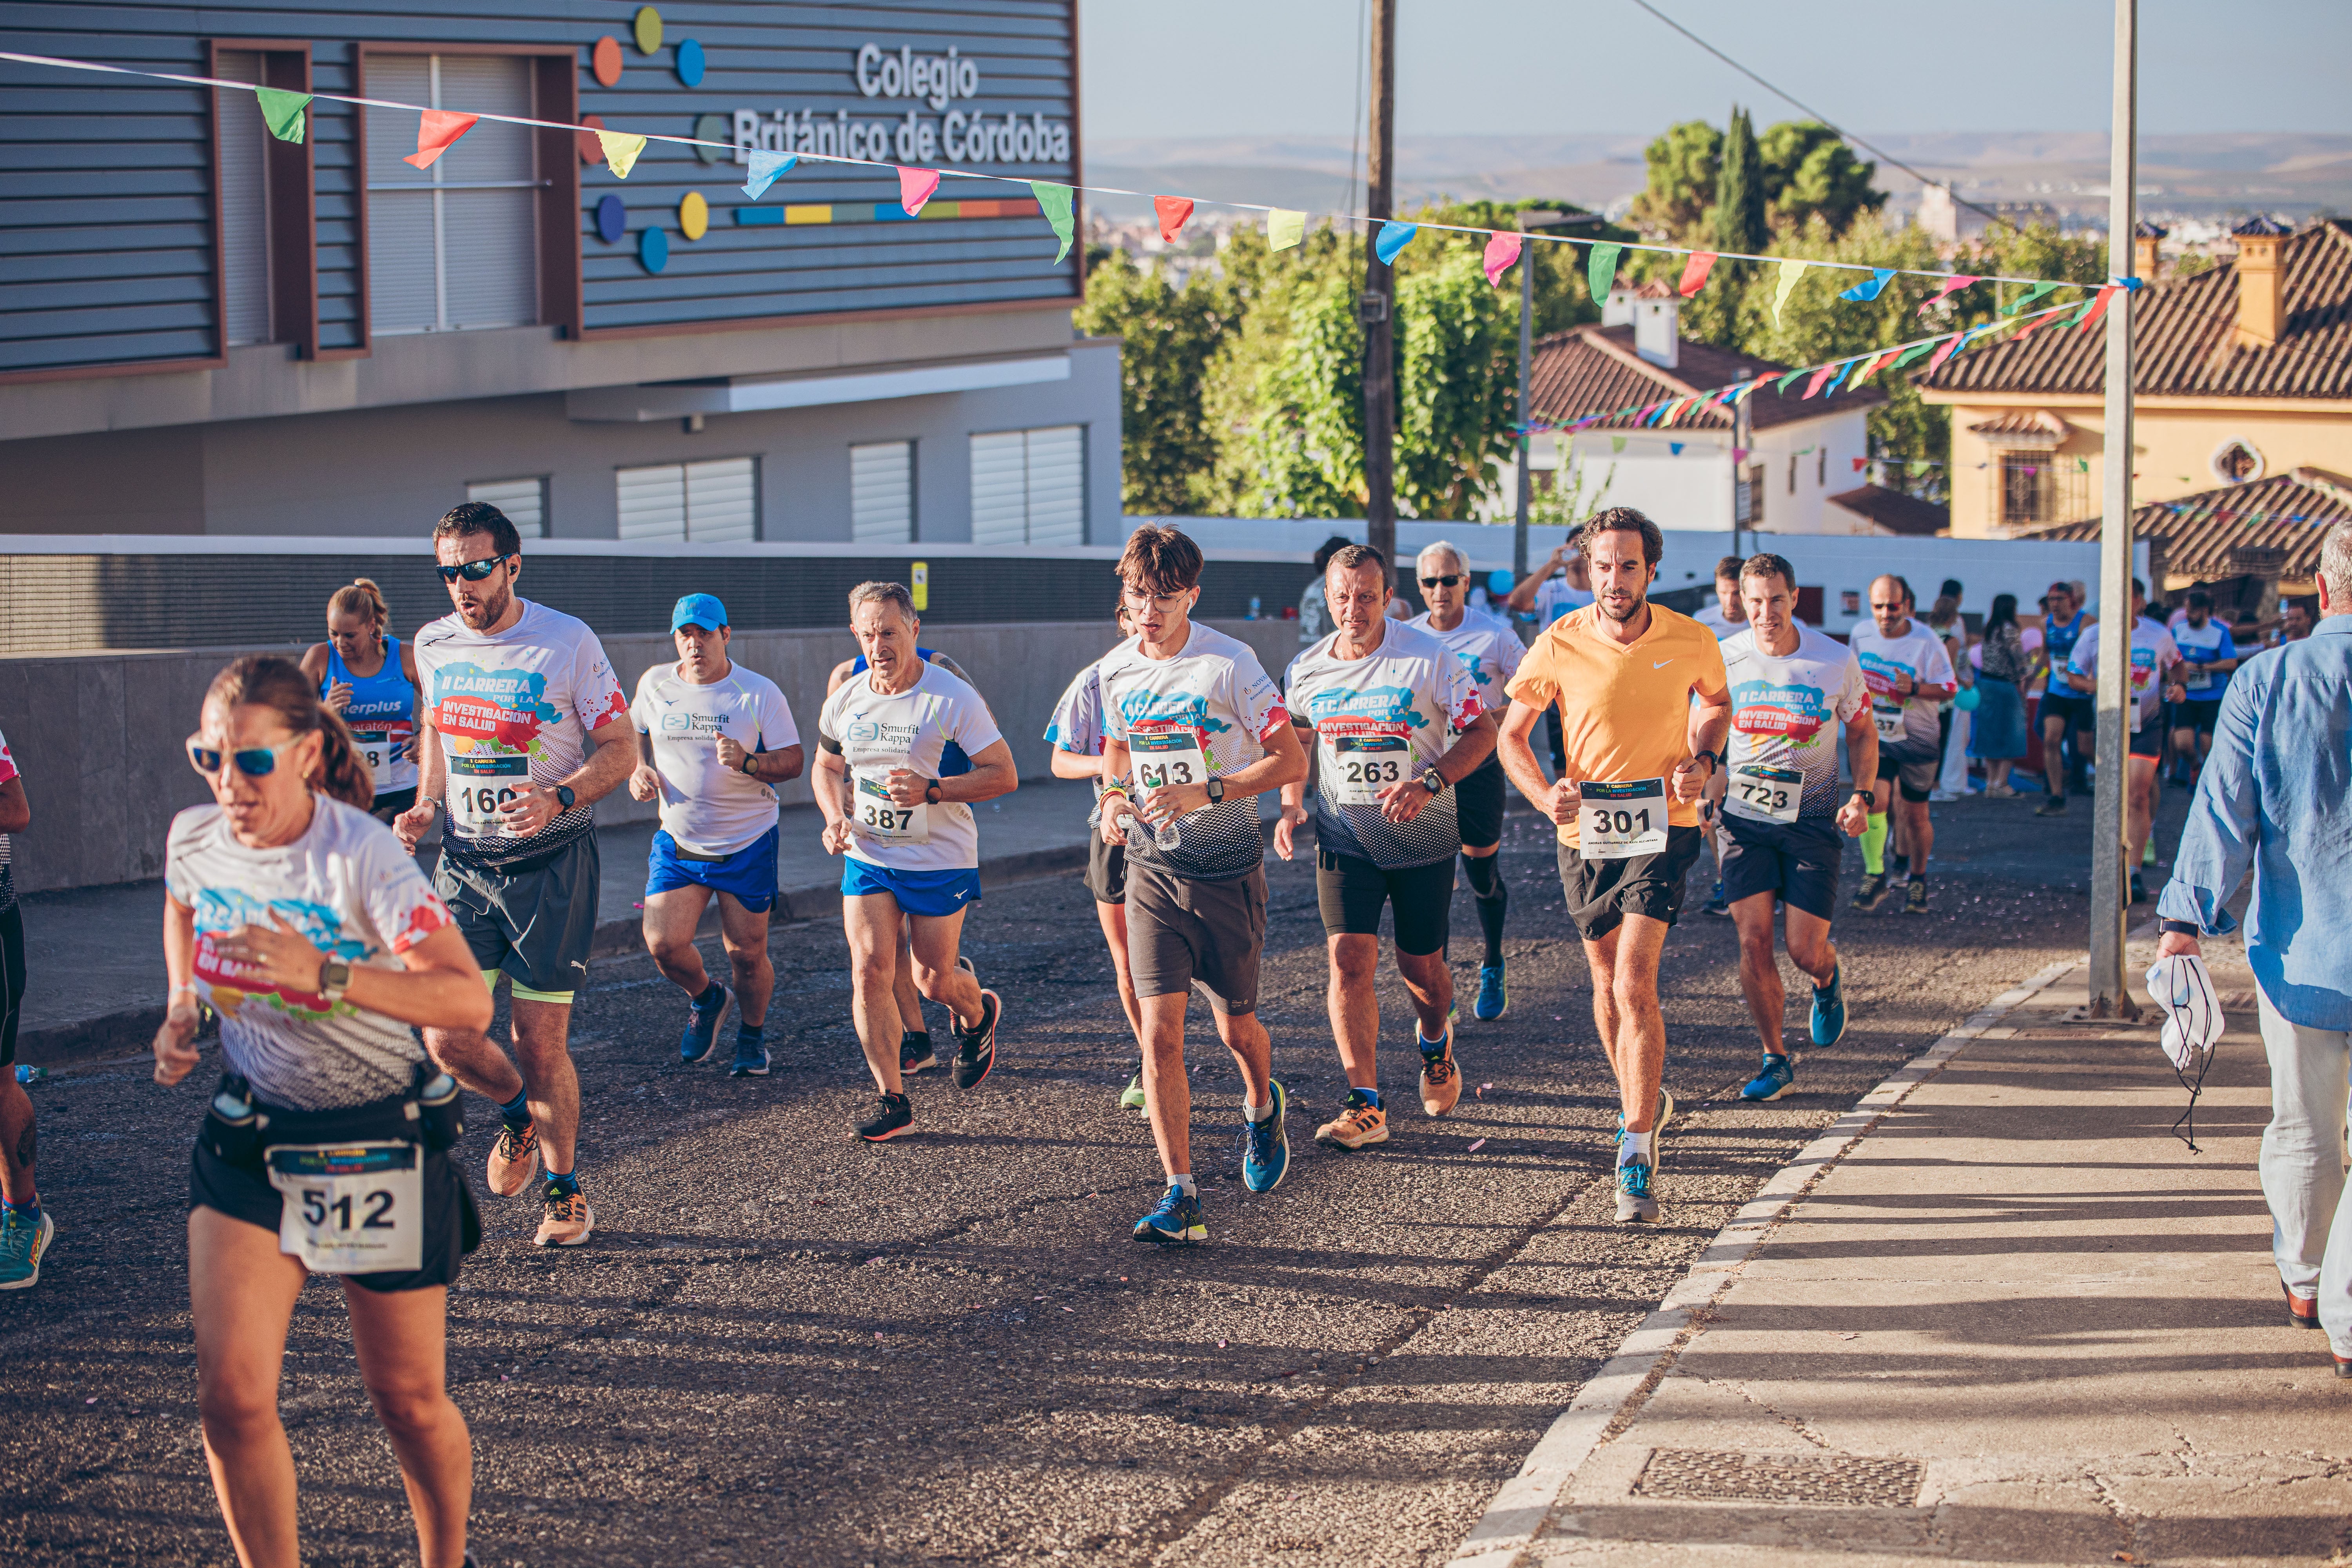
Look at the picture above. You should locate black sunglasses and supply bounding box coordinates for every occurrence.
[436,553,514,584]
[1419,574,1464,588]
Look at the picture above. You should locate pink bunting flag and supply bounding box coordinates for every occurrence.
[1851,350,1895,385]
[1154,195,1194,244]
[1802,363,1837,399]
[1482,231,1524,285]
[2073,284,2121,332]
[1677,251,1717,297]
[897,166,942,217]
[1923,333,1965,373]
[403,110,479,170]
[1917,274,1981,314]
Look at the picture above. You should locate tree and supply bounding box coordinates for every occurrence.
[1074,253,1234,514]
[1688,106,1766,345]
[1627,120,1721,241]
[1759,122,1884,237]
[1393,244,1521,519]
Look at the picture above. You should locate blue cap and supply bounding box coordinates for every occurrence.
[671,593,728,632]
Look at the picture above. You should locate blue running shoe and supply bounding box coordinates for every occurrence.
[1739,1053,1795,1102]
[1474,964,1508,1022]
[679,984,731,1064]
[1133,1184,1205,1246]
[1810,965,1847,1047]
[1614,1161,1657,1224]
[1241,1080,1289,1194]
[0,1207,54,1290]
[729,1035,769,1078]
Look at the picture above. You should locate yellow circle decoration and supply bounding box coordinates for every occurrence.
[679,191,709,241]
[633,6,663,54]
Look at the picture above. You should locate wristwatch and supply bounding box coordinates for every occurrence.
[554,785,577,810]
[1207,778,1226,803]
[739,751,759,777]
[1849,788,1875,808]
[924,780,943,805]
[317,956,351,1006]
[1423,770,1447,796]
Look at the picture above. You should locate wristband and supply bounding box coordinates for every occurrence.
[2159,918,2202,937]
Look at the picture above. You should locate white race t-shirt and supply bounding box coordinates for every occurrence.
[414,600,628,866]
[1285,621,1483,869]
[631,661,800,857]
[1692,601,1748,641]
[1848,620,1955,753]
[2068,617,2182,731]
[1721,626,1869,824]
[1406,610,1524,716]
[1534,575,1594,627]
[1099,622,1289,883]
[165,797,452,1111]
[818,662,1003,873]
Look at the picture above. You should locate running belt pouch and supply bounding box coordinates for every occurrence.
[673,844,731,863]
[202,1073,266,1171]
[411,1064,465,1152]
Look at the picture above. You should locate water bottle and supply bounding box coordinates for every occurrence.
[13,1065,45,1084]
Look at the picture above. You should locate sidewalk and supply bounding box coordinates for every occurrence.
[1461,927,2352,1567]
[12,779,1119,1068]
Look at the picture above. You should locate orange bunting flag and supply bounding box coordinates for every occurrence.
[897,166,942,217]
[1154,196,1194,244]
[2073,284,2121,332]
[404,109,478,170]
[1677,251,1717,297]
[1482,231,1523,285]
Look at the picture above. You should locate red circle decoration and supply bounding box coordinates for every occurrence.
[591,36,623,88]
[577,114,606,164]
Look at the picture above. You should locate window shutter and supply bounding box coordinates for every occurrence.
[1023,425,1085,546]
[617,463,688,540]
[465,477,548,537]
[850,441,914,542]
[685,458,758,542]
[969,431,1027,546]
[215,51,271,347]
[364,55,437,335]
[436,56,536,330]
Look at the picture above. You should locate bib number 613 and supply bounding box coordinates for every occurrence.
[1138,759,1195,788]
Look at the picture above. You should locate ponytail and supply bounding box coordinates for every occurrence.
[203,655,377,811]
[327,577,390,633]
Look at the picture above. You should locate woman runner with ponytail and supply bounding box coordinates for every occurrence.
[300,578,422,824]
[155,655,493,1568]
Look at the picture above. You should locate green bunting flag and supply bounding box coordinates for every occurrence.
[2002,280,2062,317]
[1770,260,1808,327]
[1587,242,1622,303]
[1775,367,1806,393]
[1890,340,1936,369]
[254,86,311,143]
[1610,436,1628,454]
[1031,181,1075,263]
[1267,209,1305,251]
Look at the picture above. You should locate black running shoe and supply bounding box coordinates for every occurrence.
[1851,871,1891,912]
[853,1093,914,1142]
[952,989,1001,1090]
[900,1032,939,1076]
[1904,878,1929,915]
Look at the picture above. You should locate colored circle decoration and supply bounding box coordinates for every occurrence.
[591,36,622,87]
[679,191,708,241]
[691,113,728,166]
[577,114,607,164]
[633,7,663,55]
[639,225,669,274]
[595,194,626,245]
[675,38,706,88]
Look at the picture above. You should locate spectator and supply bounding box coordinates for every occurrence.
[2278,599,2316,645]
[1298,534,1354,644]
[1970,594,2031,797]
[1925,579,1971,801]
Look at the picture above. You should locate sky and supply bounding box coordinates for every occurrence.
[1078,0,2352,143]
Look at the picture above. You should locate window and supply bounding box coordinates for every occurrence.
[466,477,548,537]
[215,52,273,346]
[1817,447,1826,487]
[969,425,1085,546]
[366,54,537,335]
[1739,463,1765,526]
[616,458,758,542]
[1786,454,1797,495]
[850,441,915,542]
[2000,452,2050,529]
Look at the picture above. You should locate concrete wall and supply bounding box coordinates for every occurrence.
[0,618,1301,897]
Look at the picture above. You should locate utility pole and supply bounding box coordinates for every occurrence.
[2087,0,2139,1019]
[1511,210,1598,579]
[1361,0,1397,570]
[1731,387,1753,559]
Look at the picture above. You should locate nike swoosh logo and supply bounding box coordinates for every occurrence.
[1653,659,1674,669]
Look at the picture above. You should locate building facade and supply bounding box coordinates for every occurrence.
[0,1,1120,543]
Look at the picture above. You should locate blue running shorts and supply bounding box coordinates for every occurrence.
[646,826,780,914]
[841,857,984,917]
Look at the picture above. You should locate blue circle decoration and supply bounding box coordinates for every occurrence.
[675,38,705,87]
[594,193,625,245]
[639,225,670,274]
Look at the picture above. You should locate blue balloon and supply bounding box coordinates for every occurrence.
[675,38,705,87]
[1488,569,1514,595]
[639,225,669,274]
[594,193,625,245]
[1956,684,1981,712]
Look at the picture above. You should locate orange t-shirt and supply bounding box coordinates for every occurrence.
[1504,603,1730,846]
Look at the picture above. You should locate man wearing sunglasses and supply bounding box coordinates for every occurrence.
[395,503,633,1248]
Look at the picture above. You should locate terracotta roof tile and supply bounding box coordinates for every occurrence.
[2022,468,2352,581]
[1528,325,1886,434]
[1826,484,1949,537]
[1968,410,2072,439]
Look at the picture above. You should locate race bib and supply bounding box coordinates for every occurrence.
[851,760,929,844]
[1321,732,1410,806]
[448,751,527,837]
[350,729,398,790]
[2183,665,2211,692]
[266,1141,423,1274]
[1871,703,1906,743]
[1130,725,1209,794]
[1726,763,1803,824]
[1579,778,1668,862]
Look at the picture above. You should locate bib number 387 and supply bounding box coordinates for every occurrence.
[266,1141,424,1274]
[1579,777,1668,862]
[851,761,929,844]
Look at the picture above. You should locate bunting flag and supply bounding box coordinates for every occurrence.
[1677,251,1717,298]
[897,166,942,216]
[1609,436,1628,454]
[2002,280,2062,316]
[1924,326,1978,372]
[1154,195,1194,244]
[1731,446,1748,461]
[1776,367,1807,393]
[1669,442,1685,456]
[1802,364,1837,399]
[741,149,796,200]
[1918,274,1980,314]
[1852,457,1869,472]
[1824,358,1857,396]
[1659,397,1687,428]
[254,86,309,143]
[1839,268,1895,303]
[1031,181,1076,262]
[598,129,648,178]
[1374,221,1417,264]
[1770,260,1808,327]
[403,109,478,170]
[1587,241,1622,302]
[1482,231,1523,285]
[1268,209,1305,250]
[2072,284,2121,332]
[2007,307,2065,342]
[1890,339,1936,369]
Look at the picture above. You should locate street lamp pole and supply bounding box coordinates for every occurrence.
[1512,211,1600,579]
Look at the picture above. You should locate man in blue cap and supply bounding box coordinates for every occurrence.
[628,594,804,1076]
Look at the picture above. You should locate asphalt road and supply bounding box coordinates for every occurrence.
[0,784,2185,1568]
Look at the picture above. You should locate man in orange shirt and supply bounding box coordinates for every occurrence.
[1499,508,1731,1224]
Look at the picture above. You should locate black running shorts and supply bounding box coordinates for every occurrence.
[1720,814,1845,922]
[434,832,600,1000]
[1314,848,1452,955]
[1125,861,1266,1014]
[1085,825,1128,905]
[1553,825,1704,942]
[1875,738,1940,804]
[1454,755,1506,849]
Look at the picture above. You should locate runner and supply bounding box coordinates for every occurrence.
[1496,507,1730,1225]
[1715,555,1877,1102]
[1691,555,1746,916]
[1098,524,1307,1245]
[393,502,634,1248]
[2166,590,2239,789]
[1279,545,1495,1152]
[2064,577,2183,902]
[1044,601,1149,1110]
[815,581,1016,1142]
[155,655,492,1568]
[628,595,803,1078]
[299,578,421,825]
[0,727,41,1290]
[1849,575,1958,915]
[2037,581,2096,815]
[1408,540,1524,1021]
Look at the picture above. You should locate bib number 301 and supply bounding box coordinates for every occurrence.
[266,1141,424,1274]
[1579,777,1668,862]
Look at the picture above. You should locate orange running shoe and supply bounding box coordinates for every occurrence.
[534,1181,595,1247]
[1314,1091,1390,1151]
[1419,1022,1462,1116]
[486,1119,539,1197]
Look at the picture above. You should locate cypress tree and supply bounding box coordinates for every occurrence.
[1713,106,1766,258]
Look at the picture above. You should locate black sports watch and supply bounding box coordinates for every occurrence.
[1423,770,1447,796]
[554,785,576,810]
[1207,778,1226,803]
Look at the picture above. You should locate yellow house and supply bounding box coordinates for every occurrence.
[1920,217,2352,539]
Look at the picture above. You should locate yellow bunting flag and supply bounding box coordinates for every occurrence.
[1267,209,1305,251]
[598,130,649,179]
[1771,261,1809,328]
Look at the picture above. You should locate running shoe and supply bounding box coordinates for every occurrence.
[534,1182,594,1247]
[2034,796,2068,817]
[1241,1080,1289,1193]
[1419,1022,1462,1116]
[1473,963,1508,1022]
[952,989,1001,1090]
[1133,1185,1206,1247]
[1810,965,1847,1047]
[853,1092,914,1142]
[900,1034,940,1076]
[1739,1053,1796,1102]
[1905,879,1930,915]
[680,984,731,1064]
[1703,882,1730,918]
[0,1208,54,1290]
[1614,1161,1658,1224]
[2286,1281,2322,1330]
[486,1119,539,1198]
[1851,871,1891,912]
[1314,1089,1390,1151]
[1120,1064,1148,1111]
[730,1037,769,1077]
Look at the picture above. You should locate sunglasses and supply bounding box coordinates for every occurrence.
[436,553,513,584]
[187,735,307,777]
[1419,574,1464,588]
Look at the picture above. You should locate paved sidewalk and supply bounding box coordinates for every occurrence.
[1463,927,2351,1567]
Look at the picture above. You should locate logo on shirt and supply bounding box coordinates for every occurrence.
[431,663,562,755]
[659,710,732,739]
[1730,678,1833,743]
[1855,650,1918,701]
[1296,684,1432,730]
[191,890,369,1018]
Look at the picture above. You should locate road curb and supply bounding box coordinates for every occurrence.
[1445,952,2086,1568]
